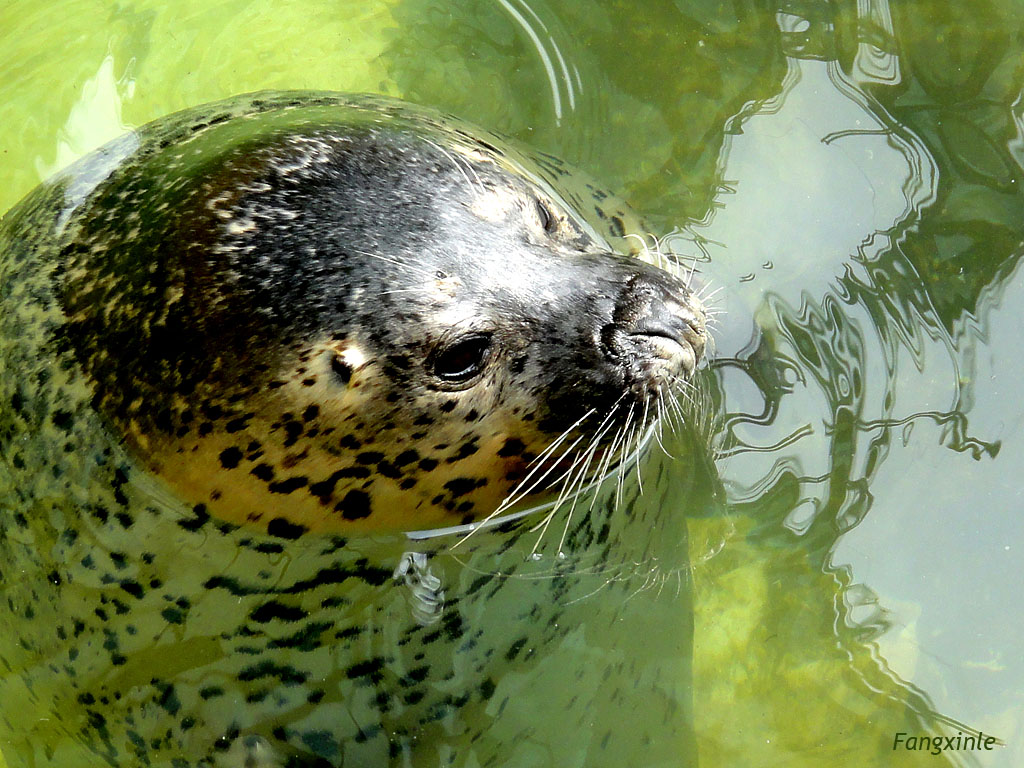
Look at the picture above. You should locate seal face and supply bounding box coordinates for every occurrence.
[43,94,707,534]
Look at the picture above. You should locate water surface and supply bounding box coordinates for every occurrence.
[1,0,1022,765]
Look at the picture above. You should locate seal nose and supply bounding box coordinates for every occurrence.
[602,273,707,383]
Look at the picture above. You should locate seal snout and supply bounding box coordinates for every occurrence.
[602,273,707,390]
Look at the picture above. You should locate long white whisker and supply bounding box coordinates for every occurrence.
[352,249,437,279]
[697,284,725,303]
[615,403,638,507]
[530,404,619,555]
[424,138,483,199]
[533,406,621,524]
[489,406,598,514]
[633,398,652,496]
[449,410,597,549]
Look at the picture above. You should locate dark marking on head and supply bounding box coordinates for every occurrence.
[268,476,308,494]
[219,447,243,469]
[444,477,485,498]
[497,438,526,458]
[250,464,275,482]
[334,490,372,520]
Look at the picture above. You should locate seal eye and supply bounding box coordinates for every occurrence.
[536,199,557,234]
[432,333,492,384]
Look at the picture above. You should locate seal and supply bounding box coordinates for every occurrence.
[4,91,705,536]
[0,92,709,768]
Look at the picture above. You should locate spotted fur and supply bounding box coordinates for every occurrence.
[0,93,709,767]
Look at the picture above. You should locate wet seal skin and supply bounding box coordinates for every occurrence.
[0,92,709,767]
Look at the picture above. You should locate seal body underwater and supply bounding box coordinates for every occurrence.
[0,92,709,767]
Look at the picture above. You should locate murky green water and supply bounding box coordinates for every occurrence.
[1,0,1022,766]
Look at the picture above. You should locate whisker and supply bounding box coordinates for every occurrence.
[652,392,676,460]
[615,409,639,507]
[531,405,620,537]
[544,402,625,547]
[352,249,437,279]
[632,398,652,496]
[449,410,597,549]
[491,406,596,507]
[697,284,725,303]
[424,138,483,199]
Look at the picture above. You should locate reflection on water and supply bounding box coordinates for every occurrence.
[0,0,1022,766]
[34,56,132,180]
[661,2,1023,765]
[495,0,578,124]
[674,9,945,524]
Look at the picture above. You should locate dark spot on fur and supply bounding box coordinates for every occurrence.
[238,660,307,685]
[218,447,243,469]
[251,463,275,482]
[161,607,186,624]
[346,657,385,683]
[51,409,74,432]
[505,636,529,661]
[225,416,249,433]
[250,601,308,623]
[339,434,361,450]
[309,467,371,501]
[395,449,419,466]
[376,461,402,480]
[446,441,480,463]
[335,490,371,520]
[283,420,303,446]
[444,477,484,498]
[440,400,456,413]
[266,517,308,539]
[177,504,210,532]
[269,476,308,494]
[497,438,526,457]
[302,404,320,422]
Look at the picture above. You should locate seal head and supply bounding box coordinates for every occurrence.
[57,102,706,533]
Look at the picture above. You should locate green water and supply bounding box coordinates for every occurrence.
[1,0,1022,766]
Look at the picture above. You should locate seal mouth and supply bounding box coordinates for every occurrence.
[602,274,707,391]
[627,322,703,379]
